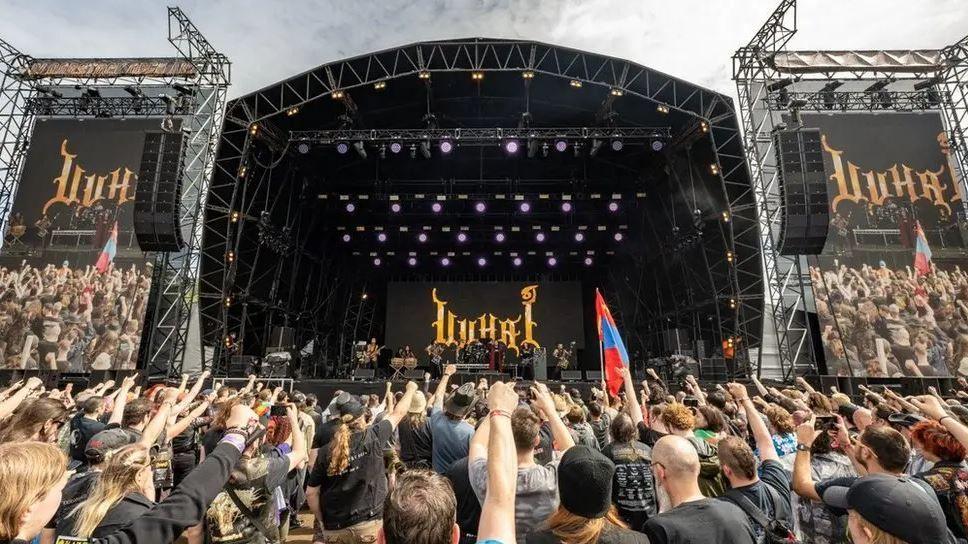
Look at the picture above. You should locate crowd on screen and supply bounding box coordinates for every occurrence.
[3,364,968,544]
[0,261,151,371]
[811,261,968,379]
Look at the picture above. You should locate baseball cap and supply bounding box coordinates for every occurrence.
[823,473,950,544]
[334,394,366,420]
[85,428,138,464]
[887,412,924,428]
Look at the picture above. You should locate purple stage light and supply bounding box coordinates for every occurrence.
[345,202,356,212]
[475,201,486,213]
[608,201,619,212]
[512,257,523,267]
[418,233,428,243]
[441,257,451,267]
[341,234,351,242]
[651,140,664,152]
[504,139,520,154]
[373,258,381,266]
[336,142,350,154]
[554,140,568,153]
[584,257,593,266]
[457,232,468,243]
[431,202,443,213]
[389,142,403,154]
[611,139,624,152]
[614,232,624,242]
[377,233,387,242]
[547,257,558,267]
[390,202,401,213]
[519,202,531,213]
[439,140,454,154]
[535,232,546,242]
[574,232,584,242]
[495,232,506,243]
[408,257,417,266]
[561,201,572,212]
[477,257,487,267]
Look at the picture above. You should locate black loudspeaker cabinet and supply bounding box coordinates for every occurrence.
[775,127,829,255]
[585,370,603,381]
[353,368,375,381]
[560,370,583,381]
[267,326,295,351]
[135,131,187,252]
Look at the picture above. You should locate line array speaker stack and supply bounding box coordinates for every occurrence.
[135,131,187,252]
[774,127,829,255]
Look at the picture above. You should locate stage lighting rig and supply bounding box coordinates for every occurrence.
[589,139,603,157]
[36,86,64,98]
[123,86,144,98]
[352,141,367,159]
[172,83,194,96]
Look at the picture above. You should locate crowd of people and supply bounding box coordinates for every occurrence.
[811,261,968,378]
[0,261,151,371]
[2,364,968,543]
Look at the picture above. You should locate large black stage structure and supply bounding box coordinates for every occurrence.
[200,38,763,380]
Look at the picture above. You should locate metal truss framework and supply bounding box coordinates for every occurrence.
[203,37,764,377]
[0,8,230,379]
[290,126,672,144]
[733,0,968,380]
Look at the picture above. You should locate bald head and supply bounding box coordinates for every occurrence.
[653,435,700,479]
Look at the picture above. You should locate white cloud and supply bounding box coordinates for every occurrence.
[0,0,964,100]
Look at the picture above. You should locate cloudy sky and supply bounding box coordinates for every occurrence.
[1,0,965,99]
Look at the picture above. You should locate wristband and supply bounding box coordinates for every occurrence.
[489,409,511,420]
[735,397,750,402]
[220,432,246,453]
[940,415,953,425]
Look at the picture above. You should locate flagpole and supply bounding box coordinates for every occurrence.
[596,288,605,385]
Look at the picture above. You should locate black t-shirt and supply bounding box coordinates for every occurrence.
[47,470,99,531]
[68,412,106,463]
[643,497,756,544]
[312,418,338,450]
[528,524,651,544]
[533,422,555,465]
[202,427,224,456]
[59,492,153,538]
[603,441,657,531]
[307,419,393,529]
[398,417,433,466]
[721,459,793,536]
[636,422,667,448]
[446,456,482,539]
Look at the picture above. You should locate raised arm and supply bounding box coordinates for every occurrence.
[172,371,209,414]
[728,382,779,463]
[621,367,644,426]
[477,382,518,544]
[532,382,575,452]
[167,400,210,439]
[108,376,137,426]
[284,404,308,471]
[0,377,42,420]
[384,381,418,428]
[138,390,176,447]
[791,417,822,501]
[795,376,817,395]
[469,413,491,462]
[912,395,968,451]
[432,364,457,411]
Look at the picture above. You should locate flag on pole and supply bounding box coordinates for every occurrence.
[95,222,118,273]
[595,289,630,396]
[914,220,933,277]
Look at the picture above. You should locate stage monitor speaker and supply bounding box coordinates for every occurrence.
[661,329,690,353]
[267,326,295,351]
[585,370,603,381]
[403,369,424,380]
[775,127,829,255]
[352,368,375,380]
[229,355,258,376]
[135,131,187,252]
[561,370,582,381]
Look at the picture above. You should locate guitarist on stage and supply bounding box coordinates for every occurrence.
[364,338,382,366]
[425,342,445,377]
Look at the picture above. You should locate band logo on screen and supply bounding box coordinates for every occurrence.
[824,132,961,216]
[43,139,137,215]
[431,285,539,354]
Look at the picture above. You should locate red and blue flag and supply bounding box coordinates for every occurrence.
[914,220,932,277]
[95,221,118,273]
[596,289,629,396]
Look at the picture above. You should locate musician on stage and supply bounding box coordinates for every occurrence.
[398,345,416,359]
[364,337,381,366]
[519,342,535,380]
[551,342,571,381]
[425,341,445,377]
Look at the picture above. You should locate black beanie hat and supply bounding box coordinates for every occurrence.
[557,445,616,518]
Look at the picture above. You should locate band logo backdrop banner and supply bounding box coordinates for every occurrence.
[0,119,158,372]
[802,112,968,378]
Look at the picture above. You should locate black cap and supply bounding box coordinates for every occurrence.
[444,383,478,418]
[557,446,615,518]
[85,428,138,463]
[334,394,366,420]
[823,473,949,544]
[887,412,924,428]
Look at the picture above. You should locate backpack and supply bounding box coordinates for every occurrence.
[724,489,800,544]
[687,436,727,498]
[205,455,281,544]
[922,465,968,540]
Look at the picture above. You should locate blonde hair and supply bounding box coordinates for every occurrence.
[407,410,427,428]
[0,442,67,541]
[849,510,908,544]
[71,445,151,538]
[544,505,627,544]
[327,414,366,476]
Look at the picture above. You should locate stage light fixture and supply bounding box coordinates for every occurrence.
[296,142,311,154]
[389,142,403,154]
[377,232,387,242]
[608,201,619,212]
[409,144,417,158]
[726,251,734,263]
[82,86,101,98]
[504,139,520,154]
[767,78,793,91]
[722,211,730,222]
[231,211,240,223]
[541,142,549,157]
[418,233,428,243]
[554,140,568,153]
[378,144,386,159]
[560,202,573,213]
[457,232,468,243]
[584,257,593,266]
[570,80,583,88]
[336,142,350,154]
[574,232,585,242]
[522,70,535,79]
[495,232,506,243]
[123,85,143,97]
[439,139,454,154]
[477,257,487,267]
[548,257,558,267]
[286,106,299,116]
[519,202,531,213]
[374,80,387,90]
[441,257,451,267]
[613,232,624,242]
[589,139,603,157]
[472,71,484,81]
[709,163,720,175]
[657,104,670,114]
[475,202,487,213]
[700,120,709,133]
[390,202,401,213]
[373,257,381,266]
[352,141,367,159]
[611,139,624,152]
[345,202,356,212]
[610,88,624,97]
[651,140,664,152]
[431,202,443,213]
[408,257,417,266]
[418,70,431,80]
[513,257,523,267]
[573,142,582,157]
[331,90,345,99]
[527,138,539,158]
[342,234,351,242]
[535,232,546,242]
[420,141,432,159]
